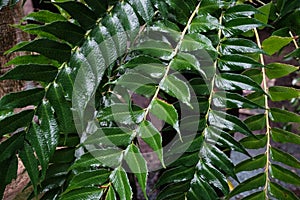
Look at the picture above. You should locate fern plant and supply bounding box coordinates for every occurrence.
[0,0,299,199]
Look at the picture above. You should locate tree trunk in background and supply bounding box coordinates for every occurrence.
[0,2,30,98]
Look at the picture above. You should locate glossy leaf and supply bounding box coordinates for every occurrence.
[235,154,267,173]
[180,33,216,52]
[220,38,264,55]
[134,40,173,60]
[209,110,253,136]
[156,166,194,187]
[0,131,24,162]
[19,142,39,195]
[215,73,263,92]
[110,167,133,200]
[22,10,67,23]
[197,161,229,195]
[218,54,263,71]
[241,191,266,200]
[83,127,133,147]
[60,187,103,200]
[150,98,180,135]
[270,164,300,185]
[271,128,300,145]
[189,13,220,33]
[244,114,266,131]
[270,147,300,169]
[138,121,164,167]
[223,18,266,37]
[5,55,59,67]
[213,91,262,109]
[124,144,148,199]
[47,83,76,134]
[55,1,97,30]
[270,108,300,123]
[262,35,292,55]
[228,173,266,198]
[187,174,218,200]
[239,135,267,149]
[0,110,34,137]
[5,39,71,63]
[28,21,85,45]
[0,88,44,110]
[66,169,110,192]
[128,0,154,22]
[269,182,299,200]
[269,86,300,101]
[105,186,117,200]
[0,156,18,199]
[0,64,58,82]
[156,181,190,200]
[161,74,191,107]
[265,63,299,79]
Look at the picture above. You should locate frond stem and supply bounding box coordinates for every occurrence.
[254,27,270,199]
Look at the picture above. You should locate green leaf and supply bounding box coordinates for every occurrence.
[28,21,85,46]
[255,3,272,24]
[161,74,191,107]
[47,83,76,134]
[150,98,180,136]
[269,86,300,101]
[262,36,293,55]
[197,162,229,195]
[5,55,59,67]
[157,181,190,200]
[228,173,266,198]
[270,164,300,185]
[124,144,148,199]
[156,166,194,188]
[70,149,122,170]
[171,53,204,75]
[239,135,267,149]
[66,169,110,192]
[180,33,216,52]
[223,18,266,37]
[5,39,71,63]
[134,40,173,60]
[50,148,75,164]
[128,0,154,22]
[83,127,133,147]
[215,73,263,92]
[209,110,253,136]
[187,174,218,200]
[105,186,117,200]
[241,191,266,200]
[0,131,24,162]
[98,103,144,125]
[213,91,262,109]
[265,63,299,79]
[116,72,157,97]
[220,38,264,55]
[22,10,67,23]
[205,126,249,155]
[218,54,263,71]
[84,0,107,17]
[110,167,133,200]
[138,121,165,167]
[55,1,98,30]
[224,4,259,17]
[271,128,300,145]
[269,182,299,200]
[0,155,18,198]
[235,154,267,173]
[200,143,236,179]
[244,114,266,131]
[242,69,263,85]
[270,108,300,123]
[189,13,220,33]
[0,110,34,137]
[19,142,39,195]
[60,187,103,200]
[270,147,300,169]
[0,88,44,110]
[0,64,58,82]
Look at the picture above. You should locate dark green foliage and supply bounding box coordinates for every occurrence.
[0,0,299,199]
